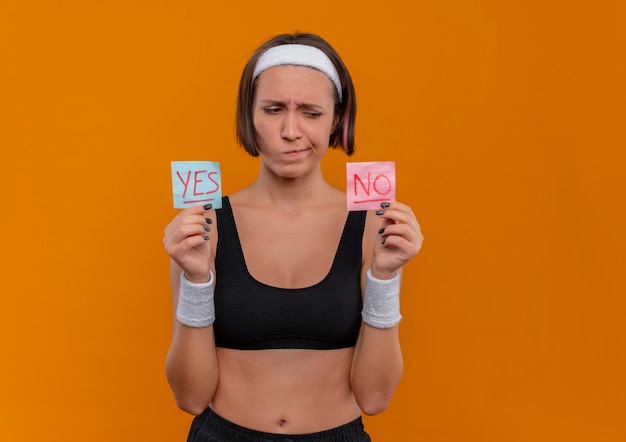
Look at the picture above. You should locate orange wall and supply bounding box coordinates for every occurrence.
[2,1,625,441]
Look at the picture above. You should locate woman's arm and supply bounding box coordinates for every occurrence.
[350,319,403,415]
[350,202,423,415]
[163,205,219,415]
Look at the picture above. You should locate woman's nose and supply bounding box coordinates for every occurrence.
[281,112,302,140]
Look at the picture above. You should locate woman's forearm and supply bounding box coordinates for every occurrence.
[166,324,219,415]
[350,324,403,415]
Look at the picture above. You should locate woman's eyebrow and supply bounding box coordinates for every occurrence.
[257,99,326,110]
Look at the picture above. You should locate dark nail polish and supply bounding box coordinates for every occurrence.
[204,226,211,232]
[378,228,385,234]
[203,235,209,241]
[203,203,213,210]
[381,202,391,208]
[205,218,213,224]
[376,210,385,216]
[382,239,386,245]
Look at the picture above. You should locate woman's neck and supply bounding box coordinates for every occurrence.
[244,166,339,211]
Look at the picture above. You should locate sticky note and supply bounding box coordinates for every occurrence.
[171,161,222,209]
[346,161,396,211]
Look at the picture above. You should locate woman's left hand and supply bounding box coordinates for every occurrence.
[371,201,423,279]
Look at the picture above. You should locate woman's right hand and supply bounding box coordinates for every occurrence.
[163,204,214,283]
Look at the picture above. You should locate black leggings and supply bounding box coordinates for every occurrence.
[187,407,372,442]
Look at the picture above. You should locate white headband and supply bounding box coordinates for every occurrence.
[253,44,343,102]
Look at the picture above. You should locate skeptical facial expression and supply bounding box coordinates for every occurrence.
[252,65,337,178]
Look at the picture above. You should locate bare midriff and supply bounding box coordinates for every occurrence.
[211,347,362,434]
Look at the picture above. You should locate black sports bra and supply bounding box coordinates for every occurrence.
[213,196,366,350]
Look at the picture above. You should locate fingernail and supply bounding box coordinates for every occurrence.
[375,210,385,215]
[203,235,209,241]
[381,202,390,208]
[382,239,386,245]
[378,228,385,234]
[205,218,212,224]
[203,203,213,210]
[204,226,211,232]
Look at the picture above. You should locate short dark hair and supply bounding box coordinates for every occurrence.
[236,32,357,156]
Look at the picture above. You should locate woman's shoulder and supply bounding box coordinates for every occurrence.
[222,187,255,209]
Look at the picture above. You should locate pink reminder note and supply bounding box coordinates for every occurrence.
[346,162,396,211]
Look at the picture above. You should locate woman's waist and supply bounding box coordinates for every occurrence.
[210,391,361,435]
[212,349,360,433]
[196,407,367,441]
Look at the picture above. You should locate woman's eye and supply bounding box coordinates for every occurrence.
[305,112,322,118]
[263,107,281,114]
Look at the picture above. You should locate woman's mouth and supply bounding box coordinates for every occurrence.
[285,148,310,156]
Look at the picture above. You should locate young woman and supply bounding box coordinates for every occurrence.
[163,32,423,442]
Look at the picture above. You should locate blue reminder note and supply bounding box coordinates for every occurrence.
[171,161,222,209]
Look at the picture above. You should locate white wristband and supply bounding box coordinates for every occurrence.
[362,269,402,329]
[176,271,215,328]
